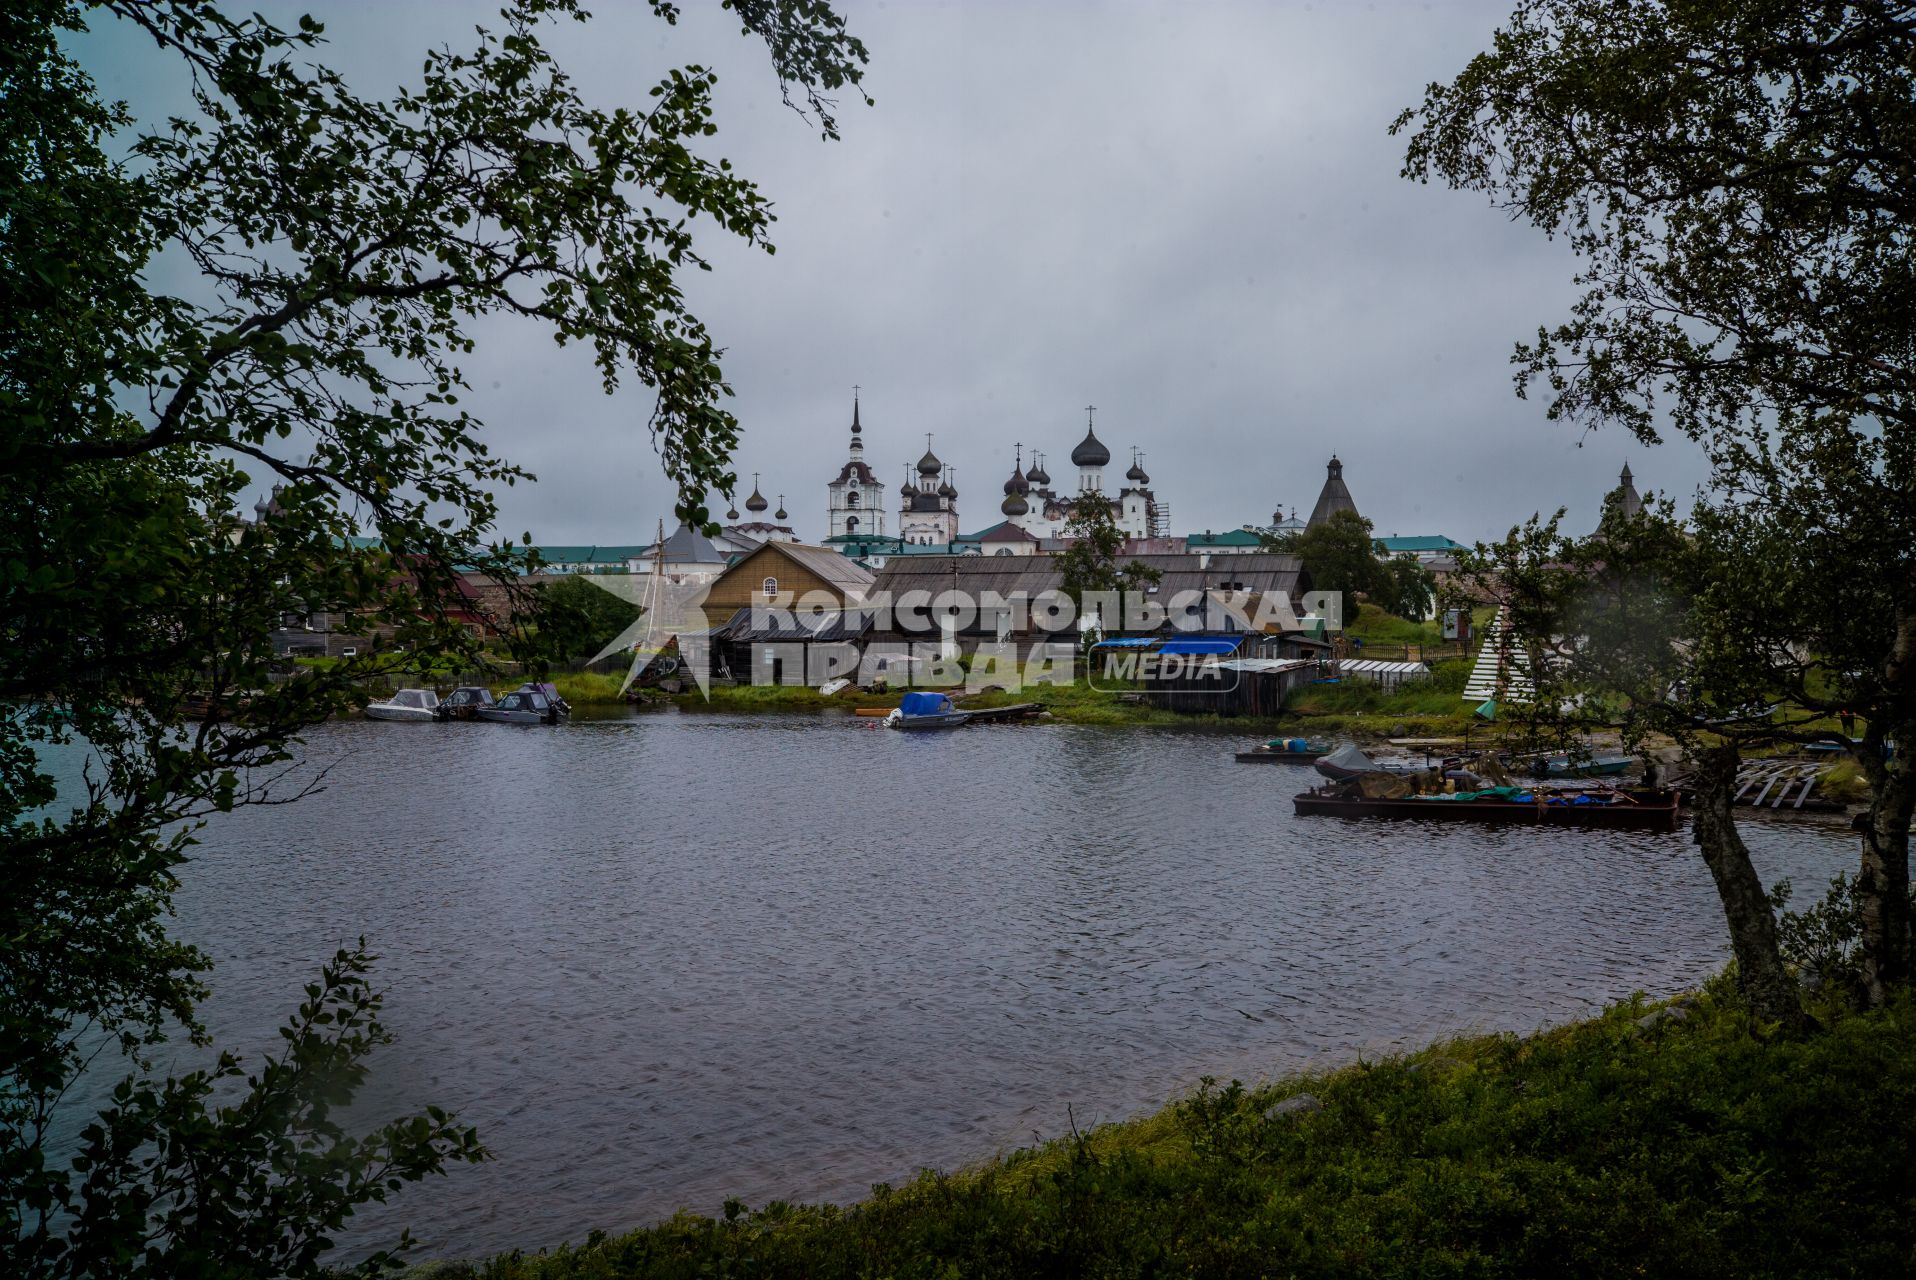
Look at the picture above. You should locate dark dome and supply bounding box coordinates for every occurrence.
[1071,427,1110,467]
[1126,462,1147,482]
[775,503,787,521]
[745,486,768,513]
[726,504,740,520]
[1001,492,1029,517]
[1027,456,1050,486]
[937,479,956,498]
[917,449,943,476]
[899,474,915,496]
[1003,465,1027,496]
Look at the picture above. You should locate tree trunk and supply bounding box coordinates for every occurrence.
[1688,743,1809,1032]
[1854,724,1914,1006]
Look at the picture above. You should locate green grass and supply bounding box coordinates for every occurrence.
[1280,658,1477,737]
[444,986,1916,1279]
[1343,602,1442,646]
[545,670,630,707]
[654,677,1201,726]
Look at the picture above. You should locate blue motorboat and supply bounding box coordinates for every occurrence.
[886,691,970,731]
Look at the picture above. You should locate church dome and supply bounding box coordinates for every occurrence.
[1027,454,1050,486]
[774,497,788,521]
[1002,492,1029,517]
[938,479,956,499]
[1003,464,1027,496]
[917,448,943,477]
[1126,461,1147,483]
[1071,426,1110,467]
[745,476,769,513]
[726,503,740,521]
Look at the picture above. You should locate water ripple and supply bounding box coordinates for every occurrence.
[139,711,1855,1259]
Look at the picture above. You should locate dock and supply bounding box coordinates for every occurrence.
[959,702,1044,724]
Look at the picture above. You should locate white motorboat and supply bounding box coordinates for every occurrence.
[364,688,440,722]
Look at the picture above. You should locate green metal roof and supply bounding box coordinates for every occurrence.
[1375,535,1464,553]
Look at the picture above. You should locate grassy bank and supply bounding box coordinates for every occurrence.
[448,986,1916,1278]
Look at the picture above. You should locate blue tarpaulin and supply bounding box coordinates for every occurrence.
[899,692,954,716]
[1091,637,1156,648]
[1158,638,1241,656]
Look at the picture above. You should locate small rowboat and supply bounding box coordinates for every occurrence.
[1293,785,1681,833]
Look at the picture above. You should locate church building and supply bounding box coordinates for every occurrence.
[825,393,887,540]
[995,409,1166,540]
[898,437,960,545]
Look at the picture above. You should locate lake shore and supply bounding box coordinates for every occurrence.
[439,984,1916,1278]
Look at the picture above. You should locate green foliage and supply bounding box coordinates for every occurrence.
[1268,511,1432,625]
[1375,553,1435,622]
[1398,0,1916,997]
[525,576,642,671]
[2,0,864,1271]
[1053,501,1160,628]
[1267,509,1374,613]
[1772,874,1916,1016]
[60,945,486,1278]
[453,992,1916,1278]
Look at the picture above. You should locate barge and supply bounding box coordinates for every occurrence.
[1293,785,1682,833]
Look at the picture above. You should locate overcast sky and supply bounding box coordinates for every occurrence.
[80,0,1706,546]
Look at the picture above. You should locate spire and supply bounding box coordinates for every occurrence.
[1615,462,1643,521]
[1305,455,1357,529]
[849,386,863,454]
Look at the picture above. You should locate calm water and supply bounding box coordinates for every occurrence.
[125,712,1853,1258]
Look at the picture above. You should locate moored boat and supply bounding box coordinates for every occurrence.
[476,684,567,725]
[1293,783,1682,832]
[1313,742,1453,781]
[1236,736,1329,764]
[1527,751,1635,779]
[886,691,970,731]
[364,688,440,722]
[435,686,496,721]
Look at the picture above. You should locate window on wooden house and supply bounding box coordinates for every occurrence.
[762,576,778,598]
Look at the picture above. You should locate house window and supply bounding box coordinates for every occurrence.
[762,576,779,598]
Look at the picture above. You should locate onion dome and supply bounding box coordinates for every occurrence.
[1002,492,1029,517]
[727,503,740,521]
[745,472,769,513]
[917,448,943,477]
[900,467,916,497]
[1027,453,1050,486]
[1126,461,1147,483]
[253,494,270,519]
[774,495,787,521]
[938,478,956,499]
[1071,425,1110,468]
[1003,465,1028,496]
